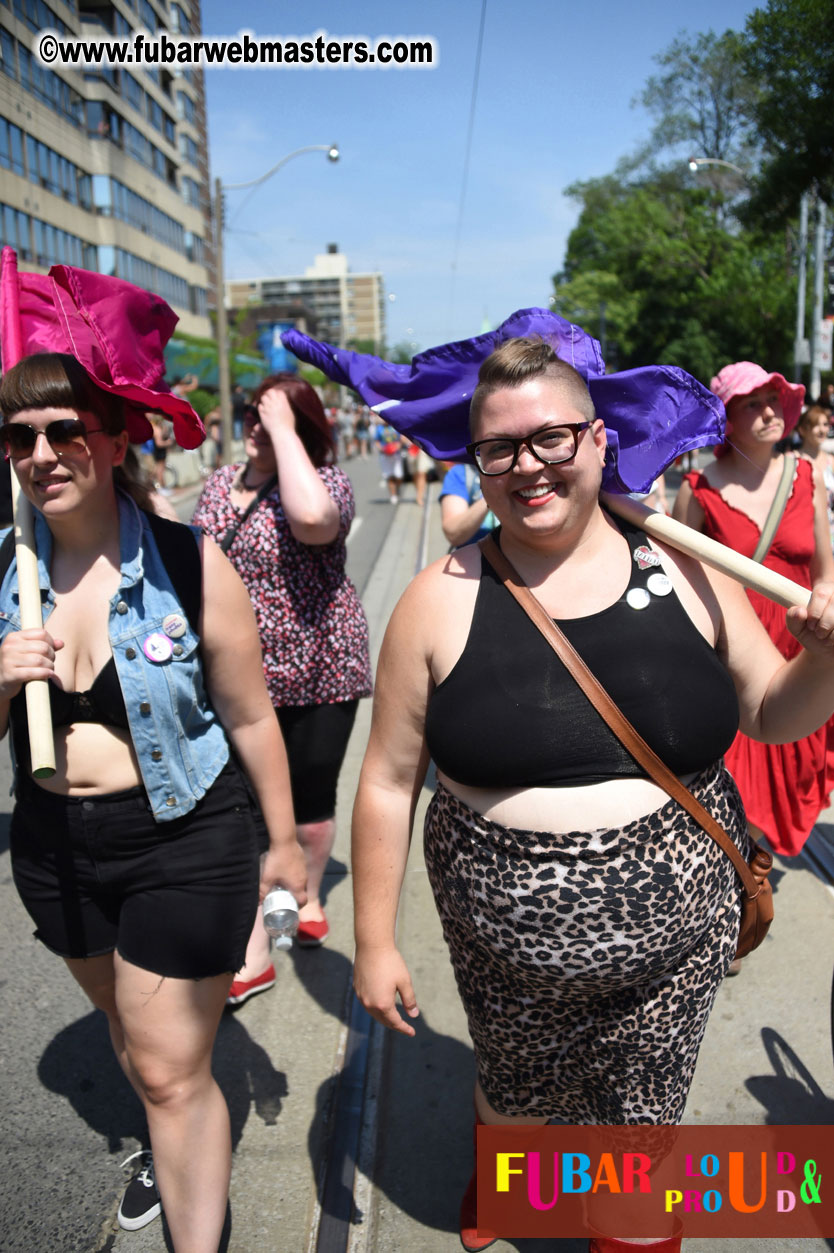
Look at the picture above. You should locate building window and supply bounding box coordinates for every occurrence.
[176,90,195,124]
[179,133,198,166]
[0,119,25,176]
[181,175,201,207]
[1,204,31,260]
[125,73,144,114]
[2,201,93,267]
[189,285,207,316]
[0,27,16,78]
[138,0,155,30]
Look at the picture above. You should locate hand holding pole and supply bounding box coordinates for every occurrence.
[0,247,55,777]
[601,491,810,610]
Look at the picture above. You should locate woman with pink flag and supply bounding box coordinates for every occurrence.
[0,254,305,1251]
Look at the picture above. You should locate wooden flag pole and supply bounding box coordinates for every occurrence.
[601,491,810,611]
[0,247,55,777]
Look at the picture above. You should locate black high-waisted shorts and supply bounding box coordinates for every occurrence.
[10,759,259,979]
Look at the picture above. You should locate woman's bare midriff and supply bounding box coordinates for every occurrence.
[437,770,698,833]
[32,722,143,795]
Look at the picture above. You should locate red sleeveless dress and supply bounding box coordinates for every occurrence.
[684,458,833,855]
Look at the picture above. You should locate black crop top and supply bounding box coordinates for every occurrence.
[10,656,129,775]
[425,516,739,788]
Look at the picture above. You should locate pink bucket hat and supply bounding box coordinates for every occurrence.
[709,361,805,434]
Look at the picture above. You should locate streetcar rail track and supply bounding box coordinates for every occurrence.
[311,484,435,1253]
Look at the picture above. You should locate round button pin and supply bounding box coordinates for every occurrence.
[162,612,187,640]
[647,573,673,597]
[626,587,651,611]
[143,632,173,663]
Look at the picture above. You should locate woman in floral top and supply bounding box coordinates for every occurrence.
[193,374,372,1001]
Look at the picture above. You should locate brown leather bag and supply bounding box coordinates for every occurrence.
[480,536,774,960]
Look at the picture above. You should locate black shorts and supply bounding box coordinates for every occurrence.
[10,760,259,979]
[276,699,358,825]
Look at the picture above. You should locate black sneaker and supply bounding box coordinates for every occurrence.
[118,1150,162,1231]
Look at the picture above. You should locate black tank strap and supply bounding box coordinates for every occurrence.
[144,511,202,631]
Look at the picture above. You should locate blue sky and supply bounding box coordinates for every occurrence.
[203,0,761,354]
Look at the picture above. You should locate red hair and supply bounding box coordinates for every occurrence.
[251,373,336,467]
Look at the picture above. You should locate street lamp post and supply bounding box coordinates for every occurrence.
[687,156,748,180]
[213,144,340,462]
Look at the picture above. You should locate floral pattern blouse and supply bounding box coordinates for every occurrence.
[192,463,373,708]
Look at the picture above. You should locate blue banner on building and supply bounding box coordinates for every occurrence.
[257,322,298,373]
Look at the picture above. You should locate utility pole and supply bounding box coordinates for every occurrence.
[212,146,339,461]
[795,191,809,385]
[214,176,232,466]
[811,196,827,402]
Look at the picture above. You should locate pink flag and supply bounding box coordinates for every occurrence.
[0,248,205,447]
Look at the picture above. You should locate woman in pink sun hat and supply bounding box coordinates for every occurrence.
[674,360,834,869]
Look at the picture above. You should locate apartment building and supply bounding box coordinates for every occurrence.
[0,0,212,336]
[226,244,386,349]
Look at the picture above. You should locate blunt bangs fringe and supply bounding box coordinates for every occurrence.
[0,353,124,432]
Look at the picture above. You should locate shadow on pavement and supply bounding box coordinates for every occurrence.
[39,1008,291,1155]
[38,1010,146,1154]
[293,932,585,1250]
[746,1026,834,1124]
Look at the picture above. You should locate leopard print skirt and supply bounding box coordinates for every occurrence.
[423,760,749,1124]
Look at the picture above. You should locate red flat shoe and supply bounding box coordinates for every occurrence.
[226,965,275,1005]
[460,1168,497,1251]
[295,914,330,947]
[589,1233,681,1252]
[459,1111,497,1251]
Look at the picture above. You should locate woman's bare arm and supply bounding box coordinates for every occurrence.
[200,536,307,904]
[351,567,441,1036]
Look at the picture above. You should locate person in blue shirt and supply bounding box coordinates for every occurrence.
[439,460,498,548]
[0,352,306,1251]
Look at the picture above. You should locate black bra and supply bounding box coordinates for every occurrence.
[425,516,740,788]
[10,656,129,776]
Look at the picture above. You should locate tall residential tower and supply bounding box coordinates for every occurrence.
[0,0,212,336]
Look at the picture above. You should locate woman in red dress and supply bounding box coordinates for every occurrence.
[674,361,834,859]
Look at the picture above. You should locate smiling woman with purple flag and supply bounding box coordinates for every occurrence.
[342,327,834,1253]
[0,252,305,1251]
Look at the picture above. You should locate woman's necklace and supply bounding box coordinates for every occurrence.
[239,464,271,492]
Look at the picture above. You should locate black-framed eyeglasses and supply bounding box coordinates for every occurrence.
[0,418,106,461]
[466,422,592,475]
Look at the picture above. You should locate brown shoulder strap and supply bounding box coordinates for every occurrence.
[479,534,761,900]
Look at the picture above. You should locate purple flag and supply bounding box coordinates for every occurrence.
[282,307,724,494]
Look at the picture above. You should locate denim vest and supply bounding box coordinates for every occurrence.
[0,492,229,821]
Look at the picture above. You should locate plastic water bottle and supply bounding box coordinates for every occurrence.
[262,888,299,952]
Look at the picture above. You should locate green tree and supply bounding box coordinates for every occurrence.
[638,29,758,170]
[553,170,796,379]
[390,341,417,364]
[741,0,834,227]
